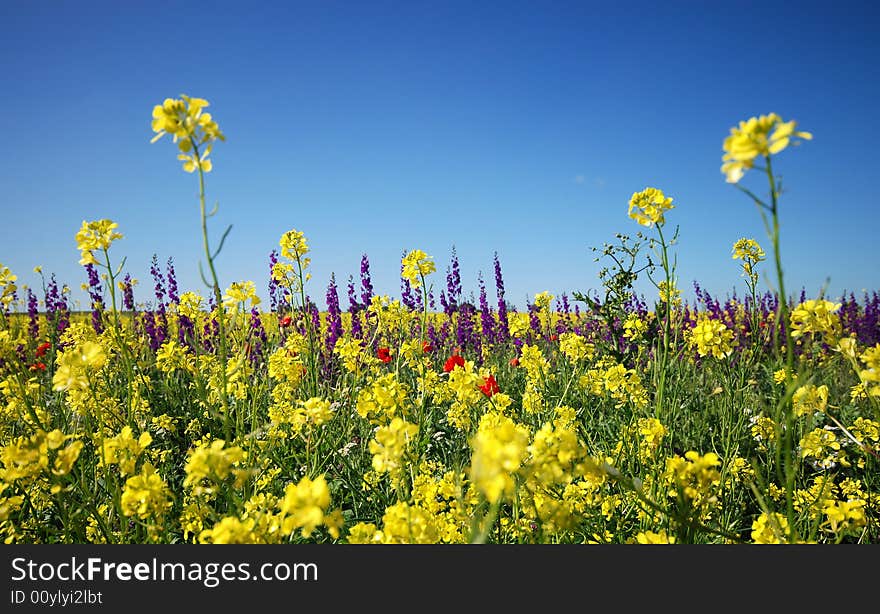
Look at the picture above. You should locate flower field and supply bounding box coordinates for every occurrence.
[0,100,877,544]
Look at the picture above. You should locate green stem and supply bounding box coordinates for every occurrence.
[764,154,798,542]
[654,224,673,419]
[193,144,232,440]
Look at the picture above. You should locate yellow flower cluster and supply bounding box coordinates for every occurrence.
[356,373,410,425]
[751,512,790,544]
[533,291,554,311]
[622,313,648,341]
[274,229,312,297]
[401,249,436,289]
[75,219,123,266]
[469,412,530,504]
[790,299,842,342]
[663,451,721,518]
[628,187,674,228]
[558,332,594,362]
[731,237,765,279]
[0,264,18,308]
[792,384,829,418]
[369,417,418,482]
[120,463,172,521]
[151,94,225,173]
[0,429,82,484]
[183,439,246,496]
[223,280,261,311]
[279,474,342,539]
[721,113,811,183]
[51,340,107,392]
[687,315,735,359]
[279,229,309,262]
[799,427,843,470]
[99,426,152,477]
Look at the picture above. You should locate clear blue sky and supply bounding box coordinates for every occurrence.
[2,0,878,312]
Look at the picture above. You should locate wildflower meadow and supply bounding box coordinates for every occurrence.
[1,99,878,546]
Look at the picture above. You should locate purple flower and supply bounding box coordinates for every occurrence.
[268,250,280,313]
[84,263,104,334]
[27,288,39,339]
[347,275,363,340]
[150,254,167,311]
[360,254,374,308]
[122,273,136,311]
[166,257,180,305]
[325,273,343,354]
[478,273,495,345]
[400,250,417,311]
[248,307,267,363]
[445,246,461,314]
[494,252,509,341]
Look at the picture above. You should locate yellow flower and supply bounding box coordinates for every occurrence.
[628,187,674,227]
[790,299,842,341]
[792,384,829,418]
[199,516,257,544]
[222,280,261,311]
[300,397,335,428]
[369,417,418,479]
[751,512,790,544]
[51,340,107,391]
[635,530,675,544]
[622,313,648,341]
[120,463,172,520]
[721,113,812,183]
[75,219,123,266]
[687,316,735,359]
[469,412,530,504]
[533,291,554,311]
[183,439,245,489]
[401,249,436,289]
[279,474,332,538]
[151,94,225,172]
[0,264,18,309]
[99,426,152,477]
[657,280,681,305]
[732,238,765,262]
[732,237,765,278]
[559,332,595,362]
[279,229,310,261]
[772,368,789,384]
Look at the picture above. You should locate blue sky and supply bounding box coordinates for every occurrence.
[1,0,878,312]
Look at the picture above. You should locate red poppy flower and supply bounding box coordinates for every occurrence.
[509,357,520,367]
[479,374,500,397]
[377,347,393,363]
[549,334,558,342]
[36,342,51,358]
[443,355,465,372]
[279,315,293,327]
[422,341,433,353]
[30,362,46,372]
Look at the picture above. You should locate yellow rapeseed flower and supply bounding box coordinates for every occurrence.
[628,187,674,228]
[279,474,332,538]
[75,219,123,266]
[790,299,842,341]
[469,412,530,504]
[687,315,735,359]
[151,94,225,173]
[401,249,436,289]
[279,229,310,261]
[751,512,790,544]
[721,113,812,183]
